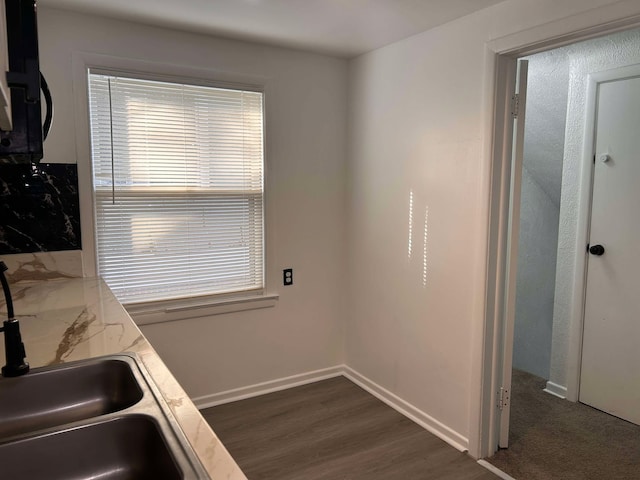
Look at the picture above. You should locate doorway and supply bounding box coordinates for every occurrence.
[482,22,640,464]
[485,25,640,480]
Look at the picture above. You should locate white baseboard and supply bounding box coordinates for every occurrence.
[343,366,469,452]
[192,366,344,409]
[477,460,518,480]
[194,364,469,454]
[543,381,567,399]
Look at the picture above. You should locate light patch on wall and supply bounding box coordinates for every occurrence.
[422,205,429,287]
[408,189,414,260]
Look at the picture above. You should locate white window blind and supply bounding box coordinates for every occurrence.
[87,72,264,304]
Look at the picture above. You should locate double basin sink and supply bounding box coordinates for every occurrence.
[0,354,209,479]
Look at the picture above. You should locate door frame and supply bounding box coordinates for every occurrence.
[474,10,640,459]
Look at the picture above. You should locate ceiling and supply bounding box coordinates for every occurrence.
[38,0,506,58]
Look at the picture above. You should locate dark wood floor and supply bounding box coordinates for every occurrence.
[202,376,499,480]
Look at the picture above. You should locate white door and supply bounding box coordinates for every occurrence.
[579,75,640,425]
[499,58,529,449]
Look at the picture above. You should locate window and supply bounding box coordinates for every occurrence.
[87,72,264,305]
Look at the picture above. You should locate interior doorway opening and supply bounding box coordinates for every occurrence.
[513,26,640,405]
[483,23,640,480]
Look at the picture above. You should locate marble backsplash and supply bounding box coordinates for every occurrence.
[0,163,81,254]
[0,251,84,282]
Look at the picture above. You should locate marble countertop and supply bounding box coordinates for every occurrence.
[0,276,247,480]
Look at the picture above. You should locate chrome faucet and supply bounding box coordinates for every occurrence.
[0,261,29,377]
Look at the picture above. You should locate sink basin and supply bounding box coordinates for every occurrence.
[0,358,143,439]
[0,415,183,479]
[0,354,209,479]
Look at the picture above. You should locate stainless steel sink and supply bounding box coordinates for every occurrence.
[0,357,143,439]
[0,354,209,479]
[0,415,183,480]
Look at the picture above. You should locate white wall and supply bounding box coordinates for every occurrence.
[36,7,348,398]
[513,49,569,379]
[513,169,561,378]
[549,27,640,391]
[346,0,639,449]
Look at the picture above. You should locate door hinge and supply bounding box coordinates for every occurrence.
[498,387,509,410]
[511,94,520,118]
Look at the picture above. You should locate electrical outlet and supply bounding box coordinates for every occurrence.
[283,268,293,286]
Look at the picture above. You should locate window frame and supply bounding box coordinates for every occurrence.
[73,54,278,324]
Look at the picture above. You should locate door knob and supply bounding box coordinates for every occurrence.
[589,244,605,256]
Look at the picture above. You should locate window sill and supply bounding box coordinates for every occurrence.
[126,293,279,326]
